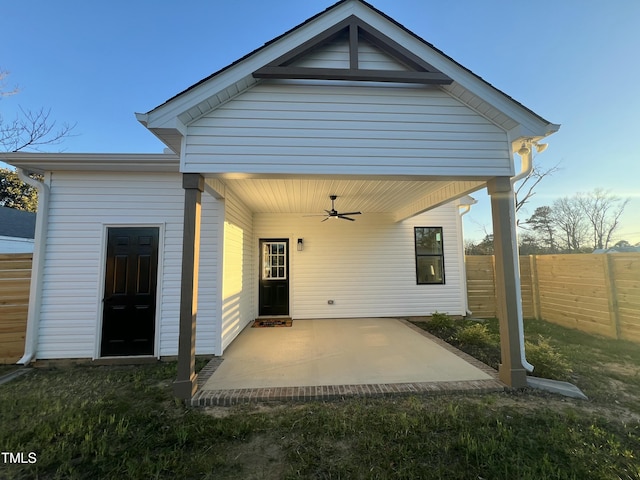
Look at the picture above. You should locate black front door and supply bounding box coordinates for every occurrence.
[101,227,159,356]
[259,239,289,316]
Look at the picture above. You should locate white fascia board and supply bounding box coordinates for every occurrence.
[507,124,560,147]
[0,153,180,173]
[138,113,187,135]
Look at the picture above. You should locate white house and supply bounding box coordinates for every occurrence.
[2,0,558,398]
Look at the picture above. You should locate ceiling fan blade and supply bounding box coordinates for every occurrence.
[303,214,328,217]
[338,211,361,216]
[338,215,356,221]
[321,217,330,222]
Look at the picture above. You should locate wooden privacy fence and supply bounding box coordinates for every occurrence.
[0,253,31,363]
[466,253,640,343]
[1,252,638,362]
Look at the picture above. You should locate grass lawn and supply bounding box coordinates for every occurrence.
[0,364,19,376]
[0,319,639,479]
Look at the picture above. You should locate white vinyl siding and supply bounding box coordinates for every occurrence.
[221,189,255,353]
[184,81,511,177]
[253,202,465,319]
[37,172,222,359]
[291,37,410,71]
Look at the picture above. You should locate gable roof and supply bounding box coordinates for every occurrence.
[252,15,453,85]
[0,206,36,239]
[139,0,559,154]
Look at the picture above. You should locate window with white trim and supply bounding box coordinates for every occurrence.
[414,227,445,284]
[262,241,287,280]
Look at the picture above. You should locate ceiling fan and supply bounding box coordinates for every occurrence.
[305,195,362,222]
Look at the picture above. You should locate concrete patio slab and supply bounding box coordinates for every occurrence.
[193,318,504,405]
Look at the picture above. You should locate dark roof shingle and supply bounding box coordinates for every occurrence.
[0,206,36,239]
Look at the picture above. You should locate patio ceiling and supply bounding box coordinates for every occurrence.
[207,177,487,220]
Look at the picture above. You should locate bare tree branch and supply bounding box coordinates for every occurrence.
[0,106,76,152]
[577,189,629,249]
[514,161,561,214]
[0,69,19,97]
[0,69,76,153]
[551,196,589,251]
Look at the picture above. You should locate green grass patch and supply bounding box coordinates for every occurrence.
[279,397,640,479]
[413,314,640,415]
[1,321,640,479]
[0,365,20,376]
[2,364,639,479]
[522,318,640,414]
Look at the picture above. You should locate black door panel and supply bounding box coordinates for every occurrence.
[101,227,158,356]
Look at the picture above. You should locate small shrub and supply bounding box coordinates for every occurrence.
[430,312,454,329]
[425,312,456,339]
[456,323,495,347]
[526,335,572,380]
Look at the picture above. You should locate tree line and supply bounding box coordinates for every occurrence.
[466,188,632,255]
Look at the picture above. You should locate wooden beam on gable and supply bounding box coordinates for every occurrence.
[254,66,452,84]
[253,15,453,85]
[263,16,355,68]
[349,18,359,69]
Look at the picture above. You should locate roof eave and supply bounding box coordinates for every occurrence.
[0,152,180,174]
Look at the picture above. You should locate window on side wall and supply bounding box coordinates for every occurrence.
[414,227,445,284]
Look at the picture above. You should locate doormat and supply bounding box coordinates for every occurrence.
[252,318,293,328]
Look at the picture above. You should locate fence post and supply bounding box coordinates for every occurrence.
[529,255,541,320]
[602,254,621,339]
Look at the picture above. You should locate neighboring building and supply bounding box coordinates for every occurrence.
[0,206,36,253]
[1,0,559,395]
[593,246,640,254]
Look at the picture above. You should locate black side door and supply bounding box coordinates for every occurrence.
[101,227,159,356]
[258,239,289,316]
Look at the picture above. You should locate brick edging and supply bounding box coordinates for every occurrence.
[191,378,505,407]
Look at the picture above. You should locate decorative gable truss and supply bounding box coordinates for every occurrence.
[253,15,453,85]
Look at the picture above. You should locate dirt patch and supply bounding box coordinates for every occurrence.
[470,390,640,424]
[203,402,298,419]
[228,434,286,480]
[204,406,235,419]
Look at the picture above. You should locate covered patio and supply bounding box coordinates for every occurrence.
[192,317,504,406]
[135,0,559,400]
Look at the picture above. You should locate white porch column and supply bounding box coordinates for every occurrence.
[174,173,204,399]
[487,176,528,388]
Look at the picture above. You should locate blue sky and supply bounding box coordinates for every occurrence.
[2,0,639,243]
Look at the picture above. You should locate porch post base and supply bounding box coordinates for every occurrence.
[173,374,198,400]
[499,364,527,388]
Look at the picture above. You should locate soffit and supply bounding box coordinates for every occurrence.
[215,177,486,217]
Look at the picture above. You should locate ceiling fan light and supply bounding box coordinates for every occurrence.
[308,195,363,222]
